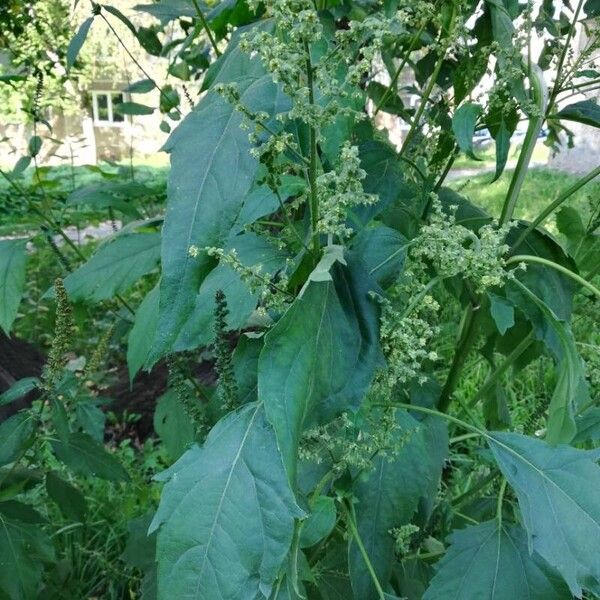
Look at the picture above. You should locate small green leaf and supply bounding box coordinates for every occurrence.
[114,101,155,116]
[127,285,160,381]
[300,496,336,548]
[103,5,137,35]
[488,431,600,596]
[12,156,31,176]
[423,520,570,599]
[554,99,600,128]
[0,238,27,334]
[27,136,42,157]
[159,85,180,113]
[0,378,38,407]
[366,81,405,116]
[0,412,34,467]
[67,16,94,70]
[122,513,157,571]
[491,119,511,182]
[137,26,162,56]
[151,403,302,599]
[153,390,196,460]
[75,401,106,442]
[63,232,160,302]
[452,103,482,159]
[488,292,515,335]
[51,432,129,481]
[45,471,87,521]
[125,78,156,93]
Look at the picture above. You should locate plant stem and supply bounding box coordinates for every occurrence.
[340,501,386,600]
[437,302,481,413]
[304,41,320,254]
[506,254,600,299]
[499,65,547,225]
[496,479,508,523]
[399,49,445,157]
[510,164,600,252]
[371,402,485,436]
[467,330,535,408]
[546,0,585,115]
[190,0,221,57]
[452,471,499,508]
[374,22,426,117]
[99,12,183,118]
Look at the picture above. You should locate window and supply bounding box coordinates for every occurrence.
[91,91,126,126]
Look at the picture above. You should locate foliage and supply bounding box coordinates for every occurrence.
[0,0,600,599]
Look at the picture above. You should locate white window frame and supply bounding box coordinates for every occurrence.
[91,90,128,127]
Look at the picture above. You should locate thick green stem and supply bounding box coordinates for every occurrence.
[452,471,499,508]
[372,401,485,436]
[437,302,481,413]
[467,330,535,408]
[499,65,547,225]
[304,42,320,254]
[510,164,600,252]
[506,254,600,299]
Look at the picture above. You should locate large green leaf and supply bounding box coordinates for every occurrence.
[355,141,415,227]
[0,239,27,334]
[51,432,129,481]
[0,377,38,407]
[0,514,54,600]
[0,412,33,467]
[488,431,600,596]
[66,16,93,70]
[66,181,148,217]
[507,225,575,321]
[150,403,302,600]
[349,410,431,600]
[556,206,600,276]
[149,39,289,365]
[259,252,383,481]
[350,225,407,289]
[507,281,587,444]
[172,233,286,352]
[64,232,160,302]
[554,99,600,128]
[423,520,570,599]
[45,471,87,522]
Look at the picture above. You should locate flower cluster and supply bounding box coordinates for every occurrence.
[316,142,377,238]
[377,283,441,388]
[206,246,291,314]
[299,407,421,474]
[412,197,511,292]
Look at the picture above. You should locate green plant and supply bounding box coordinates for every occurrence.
[1,0,600,599]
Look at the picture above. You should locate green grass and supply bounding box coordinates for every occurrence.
[450,166,600,230]
[451,139,550,170]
